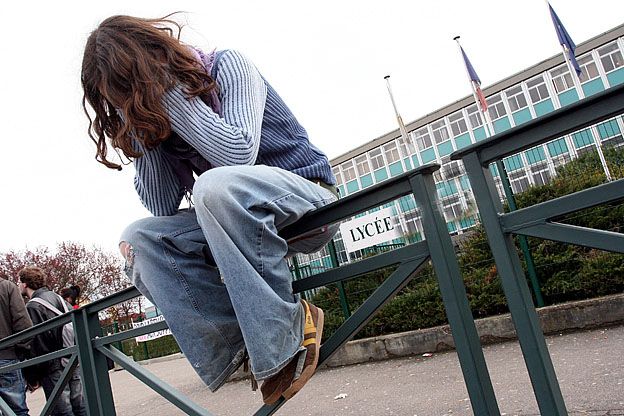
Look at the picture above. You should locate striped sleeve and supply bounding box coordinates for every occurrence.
[163,50,267,167]
[133,140,185,216]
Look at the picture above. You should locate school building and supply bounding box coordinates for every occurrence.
[293,23,624,275]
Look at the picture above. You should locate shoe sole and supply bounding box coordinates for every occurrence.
[282,305,324,400]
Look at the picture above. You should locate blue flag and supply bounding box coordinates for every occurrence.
[460,47,481,84]
[549,4,582,76]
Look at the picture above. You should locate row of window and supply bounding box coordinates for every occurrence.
[333,39,624,191]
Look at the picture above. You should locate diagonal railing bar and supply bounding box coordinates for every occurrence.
[0,347,77,374]
[0,395,17,416]
[255,257,428,415]
[0,313,72,351]
[39,354,79,416]
[513,222,624,254]
[97,346,212,416]
[500,179,624,232]
[93,320,169,348]
[451,83,624,165]
[292,242,429,293]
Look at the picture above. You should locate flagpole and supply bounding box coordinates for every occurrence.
[454,36,544,307]
[384,75,413,171]
[453,37,495,137]
[546,1,612,181]
[384,75,411,146]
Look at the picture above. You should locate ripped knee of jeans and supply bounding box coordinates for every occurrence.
[119,241,135,267]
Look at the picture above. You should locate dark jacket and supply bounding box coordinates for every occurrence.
[24,287,72,383]
[0,279,33,359]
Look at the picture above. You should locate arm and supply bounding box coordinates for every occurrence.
[9,283,32,333]
[164,50,267,167]
[133,139,186,216]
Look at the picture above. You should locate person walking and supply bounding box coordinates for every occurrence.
[19,267,86,416]
[0,278,32,416]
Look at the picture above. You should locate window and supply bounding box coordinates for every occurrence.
[431,120,450,144]
[508,170,530,193]
[578,54,600,83]
[599,42,624,73]
[355,155,370,176]
[341,160,356,182]
[398,135,416,156]
[441,160,463,179]
[505,85,528,112]
[369,148,385,170]
[332,167,342,185]
[442,195,463,220]
[526,76,550,103]
[383,142,400,164]
[466,104,483,128]
[402,211,423,239]
[414,127,432,150]
[530,162,551,186]
[487,95,507,120]
[550,66,575,93]
[448,111,468,136]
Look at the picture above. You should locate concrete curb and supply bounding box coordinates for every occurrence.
[323,293,624,367]
[134,293,624,379]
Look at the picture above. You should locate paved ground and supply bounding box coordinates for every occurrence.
[26,325,624,415]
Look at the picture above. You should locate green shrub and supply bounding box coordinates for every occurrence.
[312,147,624,341]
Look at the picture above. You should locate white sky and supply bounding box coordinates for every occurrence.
[0,0,622,254]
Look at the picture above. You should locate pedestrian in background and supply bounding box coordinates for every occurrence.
[0,277,33,416]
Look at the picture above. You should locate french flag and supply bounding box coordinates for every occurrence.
[460,46,488,112]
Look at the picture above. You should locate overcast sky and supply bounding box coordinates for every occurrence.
[0,0,622,254]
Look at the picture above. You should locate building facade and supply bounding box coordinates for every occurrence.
[293,24,624,275]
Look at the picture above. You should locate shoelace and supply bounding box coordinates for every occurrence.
[242,353,258,391]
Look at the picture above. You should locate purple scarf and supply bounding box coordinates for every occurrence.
[189,47,222,116]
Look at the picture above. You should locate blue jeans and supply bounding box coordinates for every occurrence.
[40,365,86,416]
[0,359,28,416]
[121,165,337,391]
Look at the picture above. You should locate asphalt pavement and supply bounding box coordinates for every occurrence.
[26,325,624,415]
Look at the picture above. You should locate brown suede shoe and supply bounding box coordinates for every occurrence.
[260,300,324,405]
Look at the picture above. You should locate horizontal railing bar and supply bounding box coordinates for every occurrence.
[98,346,213,416]
[293,241,430,293]
[0,313,72,351]
[83,286,141,315]
[451,83,624,165]
[513,222,624,254]
[93,320,170,348]
[280,164,440,240]
[500,179,624,232]
[0,347,77,373]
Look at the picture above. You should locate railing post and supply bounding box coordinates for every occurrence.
[495,160,544,307]
[328,240,351,318]
[409,170,501,416]
[462,153,567,415]
[73,308,117,416]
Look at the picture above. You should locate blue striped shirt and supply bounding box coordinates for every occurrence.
[133,50,335,216]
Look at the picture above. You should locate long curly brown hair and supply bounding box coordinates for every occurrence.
[81,14,217,170]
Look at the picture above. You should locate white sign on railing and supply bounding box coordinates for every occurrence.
[338,207,403,253]
[132,315,172,343]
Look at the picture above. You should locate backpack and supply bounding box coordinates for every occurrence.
[29,294,74,367]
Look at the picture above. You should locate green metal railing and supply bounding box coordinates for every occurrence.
[0,164,500,416]
[450,83,624,416]
[1,84,622,415]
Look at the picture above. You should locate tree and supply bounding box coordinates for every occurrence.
[0,242,140,319]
